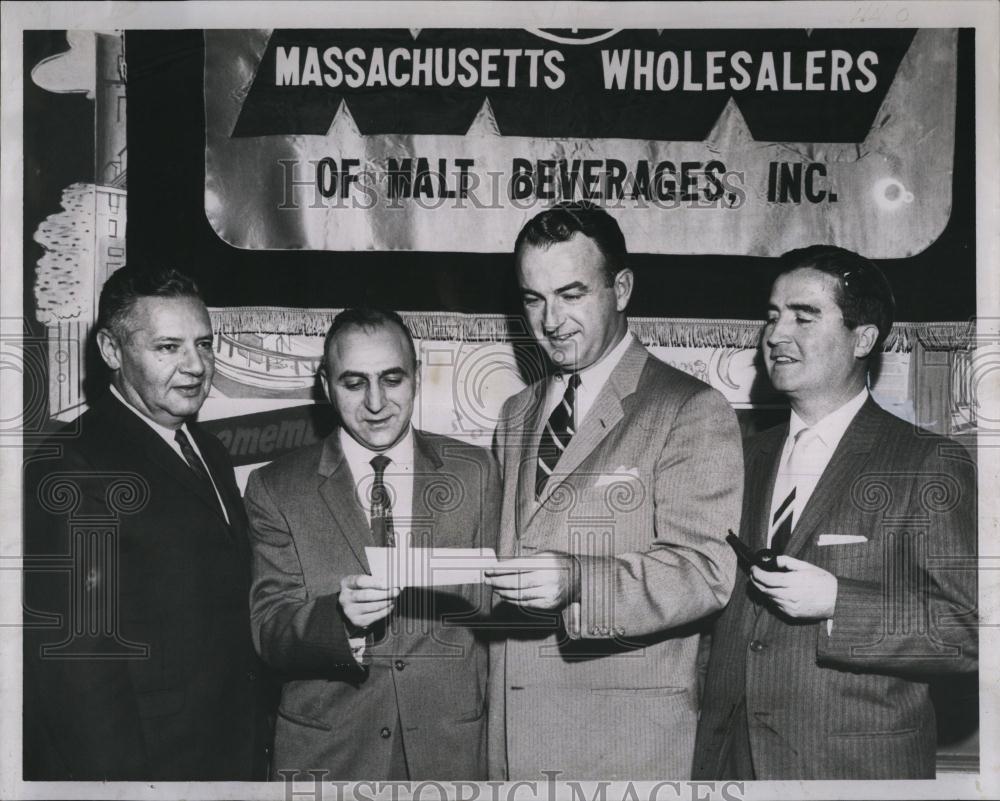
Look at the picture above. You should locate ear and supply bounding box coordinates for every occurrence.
[319,367,333,404]
[413,359,422,393]
[613,268,634,312]
[853,324,879,360]
[96,328,123,371]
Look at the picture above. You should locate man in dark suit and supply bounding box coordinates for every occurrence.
[246,307,499,780]
[23,266,271,780]
[692,245,978,780]
[484,202,742,779]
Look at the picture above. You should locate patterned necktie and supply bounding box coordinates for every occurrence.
[535,373,581,498]
[174,428,222,513]
[369,454,395,547]
[769,427,816,552]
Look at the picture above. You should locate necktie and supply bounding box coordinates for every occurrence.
[174,428,222,513]
[369,454,395,547]
[769,428,817,553]
[535,373,581,498]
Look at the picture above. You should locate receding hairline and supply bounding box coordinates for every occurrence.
[322,318,417,371]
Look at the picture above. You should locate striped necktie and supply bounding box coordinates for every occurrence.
[769,428,816,553]
[535,373,581,498]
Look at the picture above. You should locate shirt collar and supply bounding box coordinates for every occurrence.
[554,331,634,390]
[109,383,190,443]
[788,387,869,449]
[339,425,415,479]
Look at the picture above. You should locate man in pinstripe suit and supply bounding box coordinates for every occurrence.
[692,245,978,779]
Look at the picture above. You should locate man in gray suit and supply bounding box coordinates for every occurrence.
[246,307,499,780]
[484,202,743,780]
[692,246,978,779]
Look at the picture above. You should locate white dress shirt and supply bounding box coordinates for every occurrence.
[766,387,869,545]
[339,426,415,537]
[109,384,229,523]
[339,427,415,659]
[766,388,868,636]
[544,331,635,426]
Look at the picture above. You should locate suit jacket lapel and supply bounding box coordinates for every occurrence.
[740,429,785,618]
[317,432,374,572]
[531,339,647,516]
[101,393,231,528]
[514,381,548,534]
[189,422,244,536]
[744,429,785,552]
[411,429,444,546]
[783,399,882,557]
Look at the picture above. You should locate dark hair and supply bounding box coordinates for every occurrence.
[778,245,896,354]
[514,201,627,285]
[96,265,204,340]
[321,307,417,373]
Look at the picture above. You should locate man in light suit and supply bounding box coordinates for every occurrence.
[23,266,271,780]
[246,307,499,780]
[692,245,978,780]
[484,202,743,780]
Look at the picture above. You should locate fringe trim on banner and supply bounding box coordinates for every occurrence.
[208,308,975,352]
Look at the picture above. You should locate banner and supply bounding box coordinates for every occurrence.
[205,27,956,256]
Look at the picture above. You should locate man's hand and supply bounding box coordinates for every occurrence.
[338,574,400,629]
[484,552,578,611]
[751,555,838,619]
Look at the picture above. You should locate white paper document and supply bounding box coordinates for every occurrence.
[365,547,565,588]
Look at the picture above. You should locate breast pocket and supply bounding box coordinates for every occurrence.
[811,533,882,580]
[564,477,647,522]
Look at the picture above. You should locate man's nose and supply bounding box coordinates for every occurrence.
[365,382,385,412]
[179,345,207,375]
[542,301,563,333]
[766,314,792,345]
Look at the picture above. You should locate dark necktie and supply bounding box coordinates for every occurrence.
[174,428,222,513]
[535,373,581,498]
[369,454,395,547]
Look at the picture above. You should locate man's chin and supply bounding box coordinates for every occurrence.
[358,427,404,451]
[765,373,796,394]
[168,396,208,419]
[545,346,579,370]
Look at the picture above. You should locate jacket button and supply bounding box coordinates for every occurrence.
[380,727,391,739]
[394,660,406,671]
[247,670,257,681]
[749,640,766,652]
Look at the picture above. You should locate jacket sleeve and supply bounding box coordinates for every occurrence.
[245,468,362,675]
[817,444,978,677]
[566,385,742,638]
[23,446,151,780]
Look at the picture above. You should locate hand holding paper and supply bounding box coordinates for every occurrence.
[365,546,501,588]
[484,552,578,612]
[338,573,400,629]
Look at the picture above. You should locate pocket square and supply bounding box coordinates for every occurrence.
[594,467,640,487]
[817,534,868,546]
